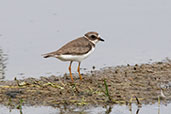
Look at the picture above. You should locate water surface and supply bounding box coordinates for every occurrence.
[0,0,171,80]
[0,103,171,114]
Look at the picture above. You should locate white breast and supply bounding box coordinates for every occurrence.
[56,47,95,62]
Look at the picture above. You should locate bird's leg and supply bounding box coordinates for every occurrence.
[77,62,82,81]
[69,61,74,81]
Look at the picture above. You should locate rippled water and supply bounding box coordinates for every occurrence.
[0,103,171,114]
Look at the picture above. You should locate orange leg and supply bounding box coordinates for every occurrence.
[77,62,82,81]
[69,61,74,82]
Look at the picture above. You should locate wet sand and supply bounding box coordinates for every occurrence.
[0,61,171,108]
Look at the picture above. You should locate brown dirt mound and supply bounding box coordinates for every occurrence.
[0,61,171,108]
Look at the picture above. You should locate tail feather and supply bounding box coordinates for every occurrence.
[42,52,59,58]
[42,53,54,58]
[43,54,51,58]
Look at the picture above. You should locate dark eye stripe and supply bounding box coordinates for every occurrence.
[91,35,96,38]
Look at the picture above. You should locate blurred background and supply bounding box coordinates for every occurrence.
[0,0,171,79]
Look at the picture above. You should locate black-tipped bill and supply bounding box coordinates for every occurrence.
[98,37,104,42]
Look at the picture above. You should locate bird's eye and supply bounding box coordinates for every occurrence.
[91,35,96,38]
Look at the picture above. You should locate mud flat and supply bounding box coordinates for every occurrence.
[0,61,171,108]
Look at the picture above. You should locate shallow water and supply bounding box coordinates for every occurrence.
[0,0,171,80]
[0,103,171,114]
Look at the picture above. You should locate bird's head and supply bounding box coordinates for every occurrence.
[84,32,104,44]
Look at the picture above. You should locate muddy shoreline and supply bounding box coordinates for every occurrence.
[0,61,171,108]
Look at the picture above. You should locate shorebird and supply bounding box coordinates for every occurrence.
[43,32,104,81]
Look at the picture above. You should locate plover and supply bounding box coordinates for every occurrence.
[43,32,104,81]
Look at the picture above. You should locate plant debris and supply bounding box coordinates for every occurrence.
[0,61,171,108]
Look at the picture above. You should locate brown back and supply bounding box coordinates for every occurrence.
[50,37,95,55]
